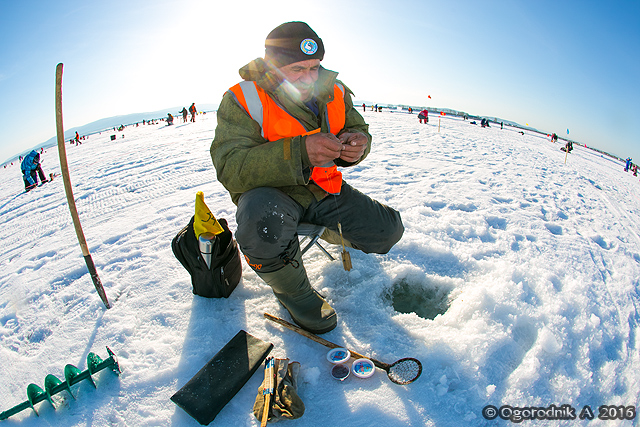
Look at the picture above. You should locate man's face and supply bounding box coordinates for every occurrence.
[278,59,320,102]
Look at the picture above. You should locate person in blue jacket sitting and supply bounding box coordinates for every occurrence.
[21,150,47,191]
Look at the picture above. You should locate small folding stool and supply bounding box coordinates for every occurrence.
[297,223,335,261]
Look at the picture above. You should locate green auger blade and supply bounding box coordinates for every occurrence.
[87,352,103,375]
[45,374,74,400]
[65,363,95,389]
[26,383,54,415]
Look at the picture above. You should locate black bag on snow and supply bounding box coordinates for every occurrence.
[171,216,242,298]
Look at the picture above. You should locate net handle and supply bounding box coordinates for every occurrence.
[263,313,390,370]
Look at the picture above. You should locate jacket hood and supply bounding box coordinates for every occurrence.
[21,150,40,172]
[26,150,39,162]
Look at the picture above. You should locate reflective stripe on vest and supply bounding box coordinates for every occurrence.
[228,81,346,194]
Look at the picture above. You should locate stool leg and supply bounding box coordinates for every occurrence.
[313,239,335,261]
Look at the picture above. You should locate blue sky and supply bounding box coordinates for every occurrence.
[1,0,638,164]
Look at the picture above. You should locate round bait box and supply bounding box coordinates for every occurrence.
[331,363,350,381]
[351,358,375,379]
[326,348,351,364]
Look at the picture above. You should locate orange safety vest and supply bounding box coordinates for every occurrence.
[228,81,346,195]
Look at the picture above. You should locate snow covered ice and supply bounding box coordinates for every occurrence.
[0,110,638,426]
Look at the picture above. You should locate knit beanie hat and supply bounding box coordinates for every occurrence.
[265,22,325,68]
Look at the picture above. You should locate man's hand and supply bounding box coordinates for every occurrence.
[338,132,367,163]
[305,133,343,166]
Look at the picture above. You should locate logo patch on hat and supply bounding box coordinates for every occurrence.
[300,38,318,55]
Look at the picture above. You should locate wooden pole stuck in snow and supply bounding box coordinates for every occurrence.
[55,63,111,309]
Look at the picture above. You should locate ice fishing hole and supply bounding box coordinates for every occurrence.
[386,279,451,320]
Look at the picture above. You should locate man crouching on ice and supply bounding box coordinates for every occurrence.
[210,21,404,334]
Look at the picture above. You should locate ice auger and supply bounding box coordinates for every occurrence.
[0,346,120,421]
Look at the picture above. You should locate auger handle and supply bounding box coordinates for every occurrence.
[0,402,30,421]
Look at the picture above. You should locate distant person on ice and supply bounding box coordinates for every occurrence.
[561,140,573,153]
[21,150,47,191]
[418,109,428,124]
[625,158,632,172]
[189,103,197,122]
[167,113,174,125]
[210,21,404,334]
[180,107,188,123]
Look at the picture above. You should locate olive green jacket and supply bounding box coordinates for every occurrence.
[210,58,371,208]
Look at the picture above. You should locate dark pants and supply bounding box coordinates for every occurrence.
[23,165,46,190]
[236,184,404,273]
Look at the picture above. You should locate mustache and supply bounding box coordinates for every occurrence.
[293,82,314,92]
[281,80,315,101]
